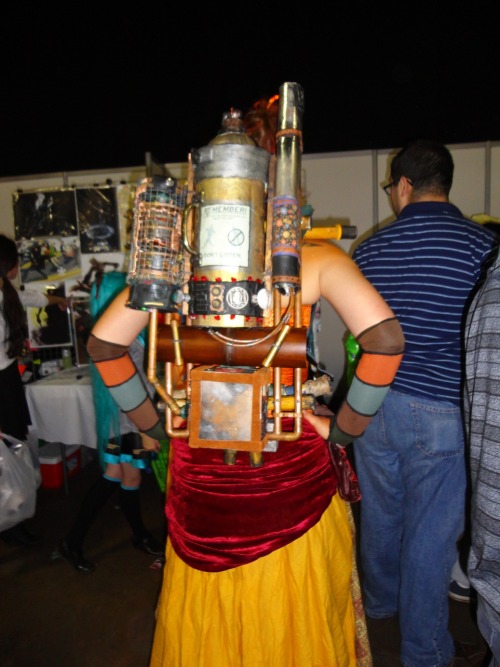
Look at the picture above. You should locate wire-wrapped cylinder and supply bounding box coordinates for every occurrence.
[127,176,187,312]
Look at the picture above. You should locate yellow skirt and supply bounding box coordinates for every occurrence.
[150,494,372,667]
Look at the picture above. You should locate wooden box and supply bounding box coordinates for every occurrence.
[189,365,272,452]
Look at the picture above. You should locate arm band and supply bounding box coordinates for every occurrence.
[328,317,404,446]
[87,334,167,441]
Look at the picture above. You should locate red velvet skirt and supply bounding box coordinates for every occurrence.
[166,418,337,572]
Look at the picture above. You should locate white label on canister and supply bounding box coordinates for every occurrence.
[199,204,250,268]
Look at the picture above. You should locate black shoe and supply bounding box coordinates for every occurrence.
[132,534,164,557]
[448,640,487,666]
[2,523,43,547]
[58,540,96,574]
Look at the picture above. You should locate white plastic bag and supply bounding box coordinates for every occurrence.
[0,435,37,532]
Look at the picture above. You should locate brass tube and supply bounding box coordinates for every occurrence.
[170,318,183,367]
[261,324,291,368]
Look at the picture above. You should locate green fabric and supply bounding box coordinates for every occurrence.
[345,333,360,387]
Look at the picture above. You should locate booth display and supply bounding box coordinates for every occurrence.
[24,365,135,451]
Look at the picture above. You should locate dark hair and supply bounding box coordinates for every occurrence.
[390,140,454,197]
[0,234,27,358]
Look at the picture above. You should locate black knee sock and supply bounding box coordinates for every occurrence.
[119,487,148,541]
[65,476,119,551]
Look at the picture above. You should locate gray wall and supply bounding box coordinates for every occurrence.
[1,141,499,392]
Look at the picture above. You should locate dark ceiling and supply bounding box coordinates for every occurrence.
[1,5,498,178]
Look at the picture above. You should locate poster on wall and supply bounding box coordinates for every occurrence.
[17,235,82,285]
[12,189,78,239]
[26,285,73,349]
[77,187,120,253]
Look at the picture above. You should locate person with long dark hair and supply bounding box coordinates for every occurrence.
[0,233,68,547]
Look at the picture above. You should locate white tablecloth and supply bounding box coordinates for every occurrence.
[25,365,134,449]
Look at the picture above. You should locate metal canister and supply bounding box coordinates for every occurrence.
[186,110,271,327]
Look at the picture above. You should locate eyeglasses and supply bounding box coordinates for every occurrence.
[381,178,413,196]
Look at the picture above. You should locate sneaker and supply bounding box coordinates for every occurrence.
[448,579,474,603]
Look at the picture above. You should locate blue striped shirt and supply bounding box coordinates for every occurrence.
[353,202,497,405]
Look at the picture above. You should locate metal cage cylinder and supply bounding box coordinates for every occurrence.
[127,176,187,312]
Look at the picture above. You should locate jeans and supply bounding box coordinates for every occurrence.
[354,389,466,667]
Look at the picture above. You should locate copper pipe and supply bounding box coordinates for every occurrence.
[156,325,307,367]
[147,310,182,415]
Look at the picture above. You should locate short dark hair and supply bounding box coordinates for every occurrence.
[390,140,454,196]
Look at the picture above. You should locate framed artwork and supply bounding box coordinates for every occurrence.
[17,235,82,285]
[26,285,73,349]
[77,187,120,253]
[13,189,78,240]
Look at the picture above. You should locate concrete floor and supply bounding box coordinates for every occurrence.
[0,453,490,667]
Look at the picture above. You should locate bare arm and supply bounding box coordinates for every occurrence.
[301,241,404,445]
[301,242,395,337]
[91,286,149,344]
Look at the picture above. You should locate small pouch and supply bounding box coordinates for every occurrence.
[327,442,361,503]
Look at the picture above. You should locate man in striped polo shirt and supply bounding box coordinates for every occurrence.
[352,140,498,667]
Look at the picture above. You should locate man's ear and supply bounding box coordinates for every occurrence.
[399,176,413,195]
